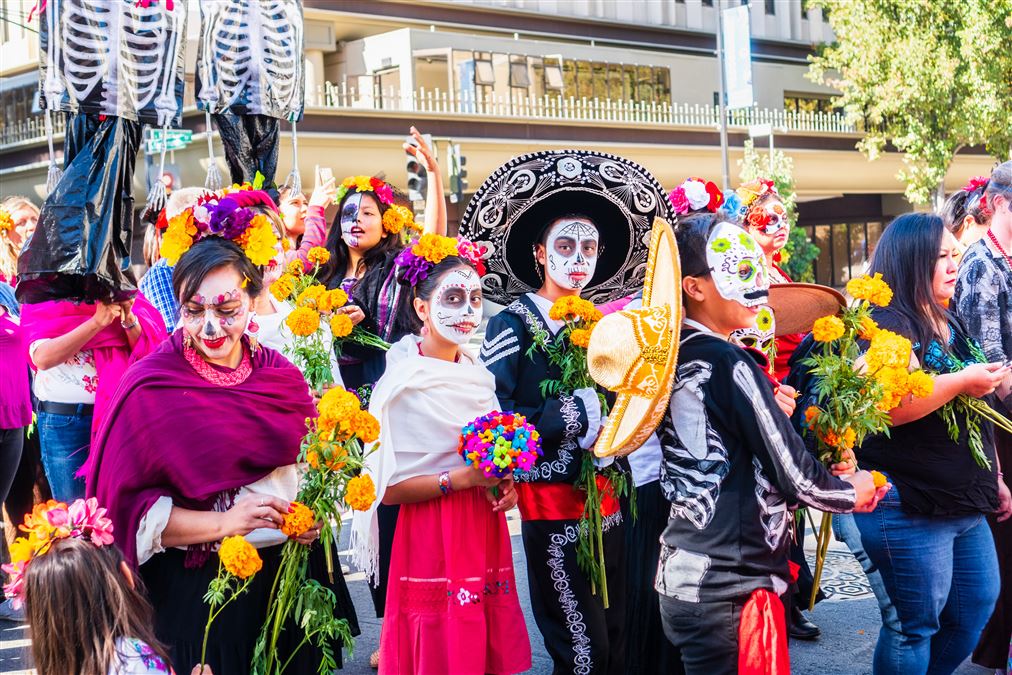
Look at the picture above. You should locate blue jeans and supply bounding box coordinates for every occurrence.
[839,486,999,675]
[38,408,91,502]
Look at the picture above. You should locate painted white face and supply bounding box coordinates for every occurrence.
[179,267,252,361]
[340,192,364,248]
[706,222,769,308]
[545,218,599,290]
[431,267,483,345]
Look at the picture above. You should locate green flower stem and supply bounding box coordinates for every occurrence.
[808,512,833,611]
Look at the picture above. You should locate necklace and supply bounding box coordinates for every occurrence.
[183,342,253,386]
[987,229,1012,273]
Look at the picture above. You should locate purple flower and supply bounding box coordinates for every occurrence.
[395,248,434,287]
[207,195,254,240]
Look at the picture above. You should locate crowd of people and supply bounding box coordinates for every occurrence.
[1,134,1011,675]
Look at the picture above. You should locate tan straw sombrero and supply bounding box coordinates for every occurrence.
[587,217,681,457]
[767,283,846,336]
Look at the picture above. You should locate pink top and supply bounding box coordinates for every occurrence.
[285,204,328,265]
[0,313,32,429]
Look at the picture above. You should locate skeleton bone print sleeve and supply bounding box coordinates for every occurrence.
[480,311,590,481]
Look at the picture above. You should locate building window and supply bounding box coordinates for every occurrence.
[702,0,713,6]
[784,93,835,115]
[803,221,885,287]
[765,0,776,14]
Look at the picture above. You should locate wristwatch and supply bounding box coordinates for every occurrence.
[438,470,452,496]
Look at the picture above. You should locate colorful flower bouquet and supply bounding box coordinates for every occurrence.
[271,248,389,394]
[458,411,543,479]
[528,296,629,608]
[801,273,933,609]
[252,387,378,674]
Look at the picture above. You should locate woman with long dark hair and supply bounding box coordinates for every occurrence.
[837,212,1012,674]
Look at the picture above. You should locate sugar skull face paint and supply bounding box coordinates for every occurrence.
[180,267,251,361]
[339,192,384,251]
[761,201,788,235]
[706,222,769,308]
[431,267,483,345]
[545,218,599,290]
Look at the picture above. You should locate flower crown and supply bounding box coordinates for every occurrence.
[395,233,489,287]
[0,207,13,235]
[668,178,724,215]
[160,177,280,267]
[963,176,991,218]
[2,498,115,609]
[737,178,779,209]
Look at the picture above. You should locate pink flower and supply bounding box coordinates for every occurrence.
[69,498,115,546]
[2,560,26,609]
[373,182,394,206]
[668,186,690,215]
[46,506,69,529]
[516,453,535,471]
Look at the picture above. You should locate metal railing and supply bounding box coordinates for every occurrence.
[0,83,859,148]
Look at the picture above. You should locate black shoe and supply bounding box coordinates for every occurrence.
[789,606,821,640]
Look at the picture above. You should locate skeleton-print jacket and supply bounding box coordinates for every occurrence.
[655,328,856,603]
[480,294,591,486]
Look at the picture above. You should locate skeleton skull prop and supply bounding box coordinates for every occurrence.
[545,218,599,291]
[706,222,769,308]
[431,267,483,345]
[732,305,777,362]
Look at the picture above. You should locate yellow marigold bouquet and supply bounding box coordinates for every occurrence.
[201,536,263,669]
[271,247,388,393]
[528,296,627,608]
[253,387,378,674]
[803,273,933,609]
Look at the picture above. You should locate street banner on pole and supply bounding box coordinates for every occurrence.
[722,5,754,111]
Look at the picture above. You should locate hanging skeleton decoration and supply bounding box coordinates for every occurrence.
[196,0,305,193]
[20,0,187,304]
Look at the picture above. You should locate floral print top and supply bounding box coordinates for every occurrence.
[110,638,174,674]
[28,342,98,404]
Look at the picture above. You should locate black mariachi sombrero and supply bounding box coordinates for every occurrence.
[458,150,675,305]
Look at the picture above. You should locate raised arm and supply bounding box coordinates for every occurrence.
[404,126,447,236]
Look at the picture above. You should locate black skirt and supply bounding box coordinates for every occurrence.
[974,428,1012,668]
[623,480,684,675]
[141,542,360,673]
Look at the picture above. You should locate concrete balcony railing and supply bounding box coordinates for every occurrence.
[0,83,859,149]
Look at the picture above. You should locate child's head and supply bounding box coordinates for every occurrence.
[533,214,601,296]
[676,212,770,336]
[411,256,483,345]
[25,537,169,675]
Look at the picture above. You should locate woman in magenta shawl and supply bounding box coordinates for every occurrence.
[86,236,359,673]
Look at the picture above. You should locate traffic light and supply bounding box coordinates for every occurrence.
[406,154,427,202]
[448,143,468,204]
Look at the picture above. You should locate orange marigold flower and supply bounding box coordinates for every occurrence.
[803,405,820,426]
[307,246,331,266]
[812,315,845,343]
[280,502,315,538]
[346,474,376,512]
[219,535,263,579]
[352,409,380,443]
[858,316,879,340]
[318,289,348,313]
[871,470,888,489]
[286,306,320,337]
[269,274,295,303]
[296,284,326,308]
[287,260,305,276]
[330,313,354,338]
[570,328,591,348]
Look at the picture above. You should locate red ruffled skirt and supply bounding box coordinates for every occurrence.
[379,486,532,675]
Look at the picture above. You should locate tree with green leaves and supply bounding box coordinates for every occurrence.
[808,0,1012,206]
[738,140,819,282]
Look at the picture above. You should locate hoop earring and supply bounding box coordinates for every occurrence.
[183,333,193,349]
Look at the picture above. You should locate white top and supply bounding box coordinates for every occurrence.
[110,637,173,674]
[256,296,344,388]
[29,340,98,404]
[135,464,301,565]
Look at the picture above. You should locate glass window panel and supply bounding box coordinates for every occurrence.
[849,221,868,278]
[637,65,653,102]
[765,0,776,14]
[866,221,884,257]
[475,59,495,85]
[592,62,608,101]
[563,60,577,96]
[607,64,624,101]
[655,67,671,103]
[624,65,637,100]
[814,225,831,286]
[545,64,564,90]
[510,59,531,88]
[832,223,850,286]
[576,61,593,99]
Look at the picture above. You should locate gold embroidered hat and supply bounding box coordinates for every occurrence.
[587,217,681,457]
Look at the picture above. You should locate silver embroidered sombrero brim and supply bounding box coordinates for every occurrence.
[458,150,675,305]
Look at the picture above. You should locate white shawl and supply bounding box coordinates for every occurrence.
[350,335,499,584]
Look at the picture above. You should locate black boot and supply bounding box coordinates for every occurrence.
[789,605,821,640]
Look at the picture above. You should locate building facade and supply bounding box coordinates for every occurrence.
[0,0,997,285]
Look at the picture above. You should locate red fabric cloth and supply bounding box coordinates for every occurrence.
[515,478,621,521]
[738,589,790,675]
[84,332,315,566]
[20,296,167,437]
[380,486,532,675]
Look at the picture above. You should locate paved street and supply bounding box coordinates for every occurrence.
[0,512,995,674]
